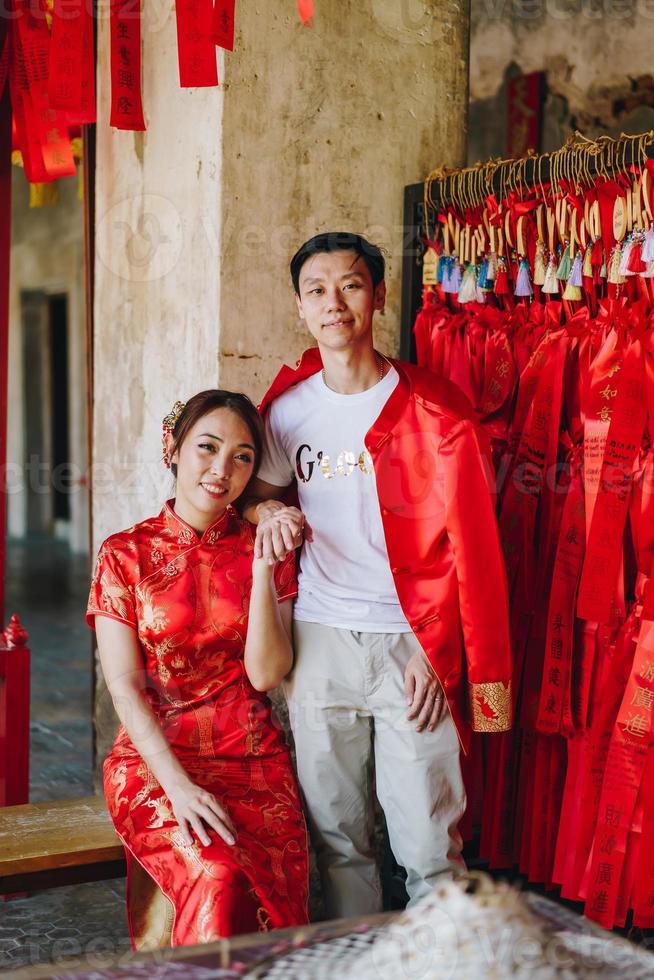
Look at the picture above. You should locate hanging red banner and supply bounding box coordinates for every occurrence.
[212,0,236,51]
[577,340,647,622]
[76,0,96,124]
[297,0,314,24]
[584,616,654,928]
[175,0,218,87]
[110,0,145,131]
[536,453,585,736]
[12,0,77,181]
[48,0,85,112]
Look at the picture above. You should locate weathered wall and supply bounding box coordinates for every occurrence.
[92,6,225,761]
[92,0,471,765]
[469,0,654,161]
[92,8,224,550]
[218,0,470,399]
[8,169,88,553]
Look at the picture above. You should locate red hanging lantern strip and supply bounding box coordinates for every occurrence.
[175,0,218,87]
[76,0,96,124]
[49,0,84,116]
[212,0,235,51]
[109,0,145,131]
[297,0,314,24]
[11,0,77,182]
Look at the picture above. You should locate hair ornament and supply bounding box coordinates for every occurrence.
[162,400,186,468]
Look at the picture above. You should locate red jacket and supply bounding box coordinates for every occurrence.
[259,349,512,749]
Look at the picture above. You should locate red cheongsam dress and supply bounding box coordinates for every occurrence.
[87,502,309,949]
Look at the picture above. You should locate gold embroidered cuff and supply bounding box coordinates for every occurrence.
[469,680,512,733]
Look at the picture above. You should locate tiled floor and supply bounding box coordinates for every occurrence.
[1,536,129,973]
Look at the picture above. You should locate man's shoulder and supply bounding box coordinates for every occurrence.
[268,372,318,419]
[394,360,475,423]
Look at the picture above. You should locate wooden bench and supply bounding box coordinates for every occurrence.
[0,795,125,893]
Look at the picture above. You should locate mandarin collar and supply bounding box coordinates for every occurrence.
[163,499,235,545]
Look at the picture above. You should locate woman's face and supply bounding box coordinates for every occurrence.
[172,407,256,531]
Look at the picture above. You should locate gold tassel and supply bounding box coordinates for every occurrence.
[542,256,560,294]
[582,244,593,279]
[607,245,624,285]
[29,183,59,208]
[533,241,546,286]
[563,280,582,301]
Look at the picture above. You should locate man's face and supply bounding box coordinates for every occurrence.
[295,249,386,353]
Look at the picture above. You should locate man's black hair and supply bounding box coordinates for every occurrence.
[290,232,385,295]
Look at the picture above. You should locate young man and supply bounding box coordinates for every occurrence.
[245,232,511,918]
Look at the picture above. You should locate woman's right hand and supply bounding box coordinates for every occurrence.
[167,780,237,848]
[254,502,312,563]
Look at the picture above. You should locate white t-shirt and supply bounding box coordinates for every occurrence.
[258,366,410,632]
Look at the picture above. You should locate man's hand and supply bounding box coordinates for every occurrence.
[404,650,447,732]
[254,501,313,563]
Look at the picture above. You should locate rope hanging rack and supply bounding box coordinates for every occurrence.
[423,131,654,233]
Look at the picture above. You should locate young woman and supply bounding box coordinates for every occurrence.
[87,390,309,950]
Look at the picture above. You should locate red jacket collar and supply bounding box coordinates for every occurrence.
[258,347,323,415]
[259,348,412,451]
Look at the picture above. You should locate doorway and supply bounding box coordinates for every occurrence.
[20,290,72,540]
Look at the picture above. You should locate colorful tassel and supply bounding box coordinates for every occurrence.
[514,258,533,298]
[568,251,583,287]
[477,257,489,290]
[441,256,454,292]
[627,235,646,274]
[607,245,625,285]
[486,251,498,283]
[582,244,593,279]
[619,239,633,277]
[542,256,560,294]
[533,241,546,286]
[475,284,487,304]
[458,264,478,304]
[556,243,572,281]
[642,227,654,264]
[448,260,462,295]
[563,279,582,301]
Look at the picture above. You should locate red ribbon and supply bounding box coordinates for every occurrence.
[48,0,85,114]
[175,0,218,87]
[11,0,77,180]
[110,0,145,130]
[212,0,236,50]
[633,746,654,927]
[297,0,314,24]
[536,452,585,736]
[577,340,647,623]
[583,611,654,928]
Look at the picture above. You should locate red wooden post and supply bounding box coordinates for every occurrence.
[0,43,11,624]
[0,615,30,807]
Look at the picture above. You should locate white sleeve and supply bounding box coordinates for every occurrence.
[257,406,294,488]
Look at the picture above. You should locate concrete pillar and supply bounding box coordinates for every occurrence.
[92,0,470,766]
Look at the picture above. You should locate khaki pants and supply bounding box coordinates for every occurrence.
[284,620,466,919]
